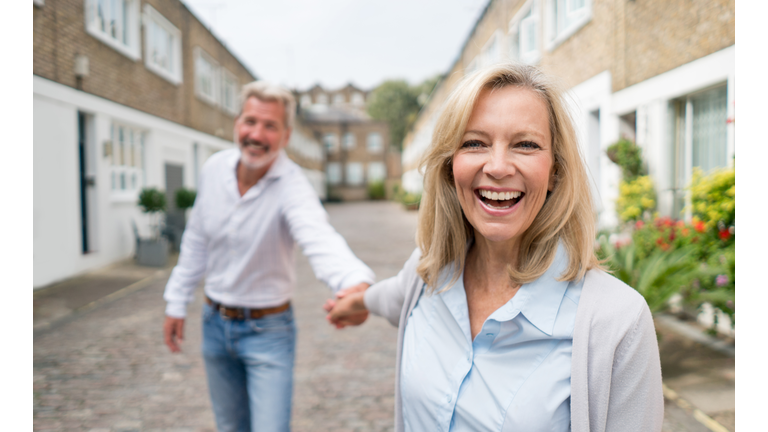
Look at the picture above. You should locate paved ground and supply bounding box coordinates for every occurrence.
[33,201,734,432]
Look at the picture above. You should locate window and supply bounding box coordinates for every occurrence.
[367,162,386,182]
[671,85,728,217]
[326,162,341,185]
[509,1,540,64]
[333,94,346,106]
[85,0,140,59]
[342,132,356,150]
[220,69,239,115]
[300,94,312,107]
[195,48,219,105]
[352,92,365,106]
[367,132,383,153]
[110,123,145,195]
[142,5,182,84]
[316,93,328,105]
[546,0,591,49]
[346,163,364,186]
[323,133,339,153]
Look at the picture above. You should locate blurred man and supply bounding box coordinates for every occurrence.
[162,81,374,432]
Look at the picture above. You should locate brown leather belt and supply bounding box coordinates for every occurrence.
[206,296,290,320]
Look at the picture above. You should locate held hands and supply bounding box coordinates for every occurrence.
[324,282,370,329]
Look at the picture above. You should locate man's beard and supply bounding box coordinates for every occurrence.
[239,138,276,170]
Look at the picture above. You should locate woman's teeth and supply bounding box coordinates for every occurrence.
[477,189,523,209]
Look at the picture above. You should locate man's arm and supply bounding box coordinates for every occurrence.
[282,174,375,294]
[162,194,209,352]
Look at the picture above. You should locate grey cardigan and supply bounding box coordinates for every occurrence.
[364,248,664,432]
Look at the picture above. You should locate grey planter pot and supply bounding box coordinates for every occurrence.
[136,237,169,267]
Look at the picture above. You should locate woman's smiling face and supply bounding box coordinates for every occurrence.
[452,85,554,247]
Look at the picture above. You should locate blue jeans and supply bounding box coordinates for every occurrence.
[201,302,296,432]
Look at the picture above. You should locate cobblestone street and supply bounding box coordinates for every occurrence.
[33,201,730,432]
[33,201,417,432]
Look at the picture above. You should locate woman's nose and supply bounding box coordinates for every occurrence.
[482,147,515,179]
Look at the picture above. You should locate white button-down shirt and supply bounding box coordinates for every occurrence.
[163,148,375,318]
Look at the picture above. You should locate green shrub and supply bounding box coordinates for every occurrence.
[597,236,699,313]
[138,187,167,239]
[367,181,386,200]
[616,176,656,223]
[175,188,197,210]
[138,188,166,214]
[689,166,735,232]
[606,138,645,180]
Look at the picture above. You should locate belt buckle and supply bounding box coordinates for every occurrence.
[218,305,231,320]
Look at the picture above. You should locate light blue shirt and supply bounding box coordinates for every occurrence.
[400,245,582,432]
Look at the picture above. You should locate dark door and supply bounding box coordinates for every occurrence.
[78,112,89,254]
[164,163,185,250]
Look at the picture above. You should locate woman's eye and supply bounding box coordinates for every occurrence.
[461,140,483,148]
[517,141,540,149]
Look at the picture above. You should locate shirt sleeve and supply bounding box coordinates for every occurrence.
[364,247,421,327]
[163,174,209,318]
[282,173,375,293]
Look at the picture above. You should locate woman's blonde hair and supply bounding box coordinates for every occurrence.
[416,63,601,291]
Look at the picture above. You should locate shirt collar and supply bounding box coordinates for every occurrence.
[492,242,571,336]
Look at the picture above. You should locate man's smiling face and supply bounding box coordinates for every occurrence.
[235,96,292,170]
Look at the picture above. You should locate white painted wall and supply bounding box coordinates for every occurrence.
[33,76,235,288]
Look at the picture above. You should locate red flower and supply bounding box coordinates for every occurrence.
[681,228,690,236]
[659,242,670,251]
[635,220,645,229]
[694,221,706,233]
[669,229,676,242]
[676,221,686,228]
[719,229,731,241]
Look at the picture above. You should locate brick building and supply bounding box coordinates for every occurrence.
[402,0,734,228]
[33,0,324,287]
[296,84,398,201]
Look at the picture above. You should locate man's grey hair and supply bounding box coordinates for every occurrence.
[239,81,296,129]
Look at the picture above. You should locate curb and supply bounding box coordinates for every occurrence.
[655,313,735,357]
[662,384,731,432]
[33,268,171,336]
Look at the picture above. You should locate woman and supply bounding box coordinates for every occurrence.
[327,63,663,432]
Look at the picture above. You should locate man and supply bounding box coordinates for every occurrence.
[163,81,374,432]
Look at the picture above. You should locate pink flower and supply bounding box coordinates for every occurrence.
[716,274,729,287]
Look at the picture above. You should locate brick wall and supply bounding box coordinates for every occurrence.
[33,0,256,141]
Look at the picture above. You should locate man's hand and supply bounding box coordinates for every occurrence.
[324,283,370,329]
[164,316,185,353]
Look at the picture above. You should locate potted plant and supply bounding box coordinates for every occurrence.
[167,187,197,251]
[135,187,169,267]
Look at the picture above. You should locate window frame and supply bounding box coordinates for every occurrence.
[342,132,356,150]
[109,121,146,201]
[366,132,383,154]
[345,162,364,186]
[544,0,592,51]
[367,162,386,183]
[220,68,240,115]
[195,47,220,106]
[323,133,339,154]
[84,0,141,60]
[142,4,183,85]
[509,0,541,65]
[326,162,342,185]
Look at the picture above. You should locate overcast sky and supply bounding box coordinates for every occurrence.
[182,0,489,91]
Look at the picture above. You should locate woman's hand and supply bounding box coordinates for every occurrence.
[324,288,369,329]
